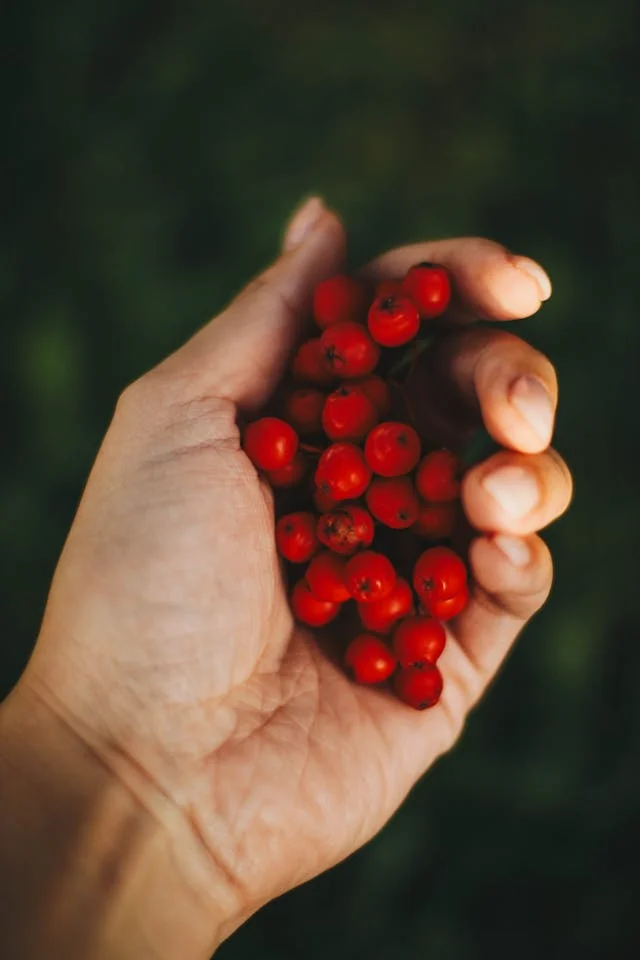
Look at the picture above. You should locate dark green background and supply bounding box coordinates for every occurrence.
[2,1,639,957]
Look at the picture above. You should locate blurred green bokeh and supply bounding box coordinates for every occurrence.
[2,1,639,957]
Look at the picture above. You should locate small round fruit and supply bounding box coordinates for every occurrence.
[401,262,451,319]
[305,551,351,603]
[358,577,414,634]
[291,338,334,385]
[290,579,341,627]
[344,634,397,685]
[425,586,470,621]
[313,487,338,513]
[412,501,457,540]
[415,449,463,502]
[368,294,421,347]
[345,551,396,603]
[413,547,468,605]
[243,417,299,472]
[284,388,325,434]
[317,505,375,556]
[394,665,443,709]
[321,321,381,378]
[314,275,368,329]
[267,451,307,488]
[366,476,420,529]
[365,422,421,477]
[392,616,446,668]
[315,442,372,501]
[348,375,392,417]
[322,385,378,441]
[275,512,319,564]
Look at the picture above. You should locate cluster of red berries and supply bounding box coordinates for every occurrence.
[243,263,470,710]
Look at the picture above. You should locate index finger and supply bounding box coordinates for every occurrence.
[358,237,552,322]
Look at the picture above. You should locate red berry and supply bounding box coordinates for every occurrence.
[412,501,457,540]
[290,579,341,627]
[284,388,325,434]
[305,551,351,603]
[348,375,392,418]
[344,634,397,684]
[375,279,402,299]
[425,586,470,621]
[267,451,307,488]
[317,505,375,556]
[314,275,368,329]
[401,262,451,319]
[244,417,298,472]
[315,442,372,501]
[366,476,420,529]
[358,577,414,634]
[394,665,443,709]
[413,547,467,606]
[276,512,319,564]
[313,487,338,513]
[368,294,421,347]
[291,338,334,385]
[321,322,380,378]
[392,616,446,668]
[322,385,378,441]
[364,422,421,477]
[345,551,396,603]
[415,449,463,502]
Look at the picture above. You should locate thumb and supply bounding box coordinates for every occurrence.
[163,197,347,413]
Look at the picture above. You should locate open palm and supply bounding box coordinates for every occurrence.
[20,200,572,953]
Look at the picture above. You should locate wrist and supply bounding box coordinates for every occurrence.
[0,680,242,959]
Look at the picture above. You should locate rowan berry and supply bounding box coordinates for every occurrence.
[348,375,392,418]
[345,551,396,603]
[415,449,463,502]
[364,422,421,477]
[314,275,368,328]
[344,634,397,684]
[368,294,421,347]
[392,616,446,668]
[243,417,298,472]
[366,477,420,529]
[412,501,457,540]
[321,322,380,378]
[315,442,372,501]
[291,338,334,385]
[267,451,307,487]
[322,385,378,441]
[401,262,451,318]
[357,577,414,634]
[317,505,375,556]
[284,388,325,434]
[425,586,470,621]
[394,665,443,709]
[290,579,341,627]
[413,547,467,606]
[276,512,320,564]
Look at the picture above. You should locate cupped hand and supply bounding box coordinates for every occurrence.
[15,199,572,952]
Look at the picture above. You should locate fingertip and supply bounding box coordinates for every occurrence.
[481,257,546,320]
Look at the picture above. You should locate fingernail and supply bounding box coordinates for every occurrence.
[511,256,552,301]
[482,466,540,518]
[493,534,531,568]
[283,196,325,252]
[510,375,554,446]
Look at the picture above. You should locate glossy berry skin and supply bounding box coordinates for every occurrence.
[284,388,325,434]
[358,577,414,634]
[322,385,378,441]
[345,550,396,603]
[344,634,397,685]
[425,586,470,621]
[317,505,375,556]
[412,501,457,540]
[348,375,392,418]
[321,322,381,378]
[365,422,421,477]
[392,616,446,668]
[290,579,341,627]
[291,338,335,385]
[415,449,463,502]
[401,262,451,319]
[244,417,298,472]
[276,512,319,564]
[313,487,338,513]
[314,275,368,329]
[413,547,468,606]
[267,451,307,488]
[315,442,372,501]
[368,294,421,347]
[305,551,351,603]
[366,476,420,529]
[394,665,443,709]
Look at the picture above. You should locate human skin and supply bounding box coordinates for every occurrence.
[0,198,572,958]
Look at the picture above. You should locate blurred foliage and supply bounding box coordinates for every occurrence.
[1,0,640,957]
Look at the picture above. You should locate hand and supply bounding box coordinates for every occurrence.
[3,199,572,958]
